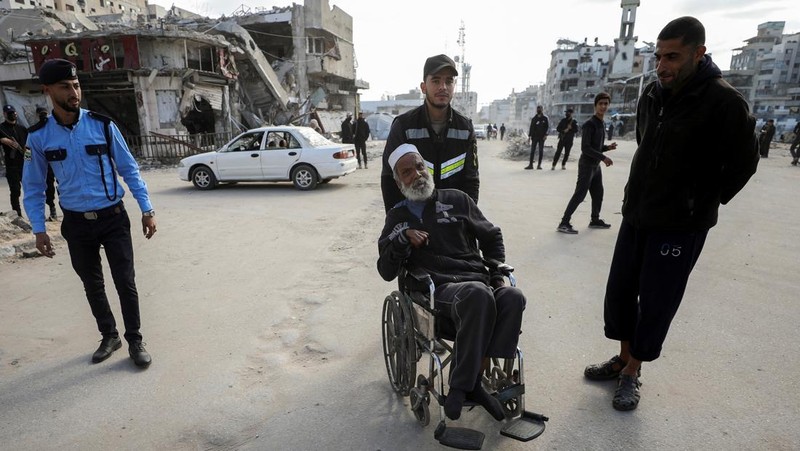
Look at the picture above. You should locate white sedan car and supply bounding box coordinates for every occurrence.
[177,126,358,190]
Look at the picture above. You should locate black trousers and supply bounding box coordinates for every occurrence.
[529,137,545,167]
[46,166,56,209]
[60,203,142,343]
[434,281,526,392]
[561,162,603,224]
[5,166,22,213]
[790,135,800,159]
[354,141,367,166]
[603,220,707,361]
[552,138,574,167]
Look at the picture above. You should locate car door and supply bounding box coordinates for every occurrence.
[261,131,302,179]
[215,131,266,180]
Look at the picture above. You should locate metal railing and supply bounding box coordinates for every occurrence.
[124,132,234,161]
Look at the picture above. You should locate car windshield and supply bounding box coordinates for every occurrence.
[296,127,335,147]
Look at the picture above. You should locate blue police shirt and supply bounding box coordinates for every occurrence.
[23,108,153,234]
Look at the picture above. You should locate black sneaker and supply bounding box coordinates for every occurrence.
[557,223,578,234]
[524,165,533,170]
[588,219,612,229]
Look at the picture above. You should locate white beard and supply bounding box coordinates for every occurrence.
[400,173,434,202]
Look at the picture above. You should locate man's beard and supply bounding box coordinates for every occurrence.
[400,173,434,202]
[57,98,80,113]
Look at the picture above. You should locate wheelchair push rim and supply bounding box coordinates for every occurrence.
[381,291,417,396]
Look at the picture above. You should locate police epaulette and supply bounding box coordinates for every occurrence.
[88,111,112,124]
[27,118,48,133]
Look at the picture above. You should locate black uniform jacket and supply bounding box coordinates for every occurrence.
[624,55,759,232]
[377,189,504,287]
[381,104,479,211]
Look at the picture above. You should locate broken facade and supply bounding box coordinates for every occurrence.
[0,0,367,158]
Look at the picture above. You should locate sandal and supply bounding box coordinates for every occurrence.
[612,374,641,411]
[584,355,626,381]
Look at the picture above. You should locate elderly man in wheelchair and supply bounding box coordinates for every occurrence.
[377,144,546,448]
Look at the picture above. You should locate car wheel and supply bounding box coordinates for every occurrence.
[191,165,217,190]
[291,164,318,190]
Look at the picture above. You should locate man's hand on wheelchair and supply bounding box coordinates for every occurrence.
[490,278,506,289]
[404,228,429,248]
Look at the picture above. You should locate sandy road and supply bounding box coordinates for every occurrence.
[1,138,798,450]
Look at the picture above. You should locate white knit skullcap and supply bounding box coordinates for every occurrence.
[388,143,421,170]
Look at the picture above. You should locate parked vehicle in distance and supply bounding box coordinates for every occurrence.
[177,126,358,191]
[474,124,488,140]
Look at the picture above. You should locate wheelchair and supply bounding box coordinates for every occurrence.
[381,260,547,449]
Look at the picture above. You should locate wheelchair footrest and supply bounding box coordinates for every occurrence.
[499,410,548,442]
[434,421,485,450]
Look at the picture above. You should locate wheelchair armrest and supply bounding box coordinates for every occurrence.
[484,259,514,276]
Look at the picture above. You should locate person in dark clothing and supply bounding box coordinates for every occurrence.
[758,119,775,158]
[557,94,616,234]
[607,122,614,140]
[378,144,525,422]
[552,109,579,170]
[340,113,354,144]
[380,54,479,212]
[791,121,800,165]
[583,17,759,412]
[499,123,506,140]
[31,106,59,221]
[525,106,549,169]
[353,112,370,169]
[1,105,28,217]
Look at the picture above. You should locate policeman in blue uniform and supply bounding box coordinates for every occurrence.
[23,59,157,368]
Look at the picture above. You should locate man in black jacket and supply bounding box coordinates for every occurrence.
[791,121,800,165]
[583,17,759,412]
[378,144,525,421]
[380,54,479,212]
[557,94,616,234]
[551,109,578,170]
[525,106,549,170]
[0,105,27,217]
[340,113,354,144]
[353,112,370,169]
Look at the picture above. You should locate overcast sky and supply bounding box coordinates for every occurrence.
[152,0,800,105]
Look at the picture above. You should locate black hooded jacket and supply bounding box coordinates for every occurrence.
[622,55,759,231]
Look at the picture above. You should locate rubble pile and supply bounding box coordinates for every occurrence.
[0,212,43,260]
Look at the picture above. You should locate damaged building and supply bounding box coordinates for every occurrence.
[0,0,368,159]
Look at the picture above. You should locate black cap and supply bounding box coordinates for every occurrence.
[3,105,16,113]
[423,54,458,79]
[39,58,78,85]
[566,108,573,113]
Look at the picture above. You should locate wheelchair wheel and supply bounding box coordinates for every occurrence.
[409,388,430,427]
[382,291,417,396]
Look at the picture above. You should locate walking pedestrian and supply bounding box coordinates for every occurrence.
[790,121,800,165]
[556,93,616,234]
[551,109,578,170]
[23,59,157,368]
[525,106,548,170]
[583,17,759,411]
[499,123,506,140]
[758,119,775,158]
[353,112,370,169]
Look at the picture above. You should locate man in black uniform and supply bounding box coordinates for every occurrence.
[381,54,479,212]
[583,17,759,411]
[378,144,525,421]
[31,106,59,221]
[340,113,353,144]
[1,105,27,217]
[791,121,800,166]
[353,112,370,169]
[551,109,578,170]
[525,106,549,170]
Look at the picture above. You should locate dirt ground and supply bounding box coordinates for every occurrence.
[1,138,798,450]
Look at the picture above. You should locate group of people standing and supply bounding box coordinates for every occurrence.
[379,16,759,415]
[340,112,371,169]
